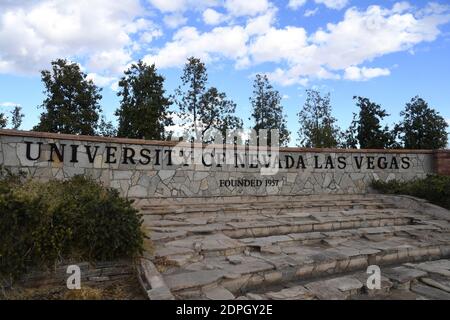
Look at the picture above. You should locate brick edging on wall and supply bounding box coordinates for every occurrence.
[434,149,450,176]
[0,129,436,154]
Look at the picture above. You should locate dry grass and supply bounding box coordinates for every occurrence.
[153,257,178,273]
[1,275,147,300]
[142,236,154,255]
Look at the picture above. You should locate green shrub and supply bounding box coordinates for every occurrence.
[371,174,450,210]
[0,172,144,281]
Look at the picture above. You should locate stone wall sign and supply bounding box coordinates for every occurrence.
[0,130,436,198]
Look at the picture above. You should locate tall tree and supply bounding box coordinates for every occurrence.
[115,61,172,140]
[395,96,448,149]
[10,106,24,130]
[34,59,102,135]
[199,87,243,142]
[346,96,394,149]
[0,113,6,129]
[175,57,208,141]
[298,90,341,148]
[97,116,117,138]
[342,114,358,148]
[250,74,290,146]
[175,57,242,142]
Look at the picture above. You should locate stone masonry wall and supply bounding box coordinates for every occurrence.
[0,130,437,198]
[2,260,133,290]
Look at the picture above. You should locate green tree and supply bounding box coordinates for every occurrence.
[342,114,358,148]
[346,96,394,149]
[199,87,243,142]
[175,57,242,142]
[395,96,448,149]
[175,57,208,141]
[34,59,102,135]
[115,61,172,140]
[0,113,6,129]
[250,74,290,146]
[10,106,24,130]
[97,116,117,137]
[298,90,341,148]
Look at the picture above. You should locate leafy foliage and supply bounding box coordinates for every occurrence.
[371,175,450,210]
[174,57,208,141]
[0,113,6,129]
[97,116,117,137]
[198,87,243,142]
[174,57,241,142]
[0,173,144,281]
[345,96,396,149]
[250,74,290,146]
[394,96,448,149]
[298,90,342,148]
[115,61,172,140]
[10,106,24,130]
[34,59,102,135]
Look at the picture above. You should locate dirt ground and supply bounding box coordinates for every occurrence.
[1,274,147,300]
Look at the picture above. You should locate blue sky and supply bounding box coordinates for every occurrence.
[0,0,450,145]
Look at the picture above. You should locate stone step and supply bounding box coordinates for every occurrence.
[140,197,388,210]
[144,207,413,224]
[139,193,450,300]
[153,224,442,260]
[141,207,416,226]
[238,224,441,252]
[235,259,450,300]
[135,194,382,208]
[142,207,409,222]
[140,200,392,216]
[164,240,450,299]
[147,214,416,241]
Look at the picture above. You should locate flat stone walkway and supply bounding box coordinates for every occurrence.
[136,194,450,300]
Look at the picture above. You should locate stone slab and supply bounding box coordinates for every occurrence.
[383,266,427,283]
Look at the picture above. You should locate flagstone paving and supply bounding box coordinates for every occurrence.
[137,194,450,300]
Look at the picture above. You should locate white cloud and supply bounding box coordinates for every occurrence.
[288,0,307,10]
[164,13,188,29]
[305,8,319,17]
[417,2,450,17]
[244,8,277,36]
[0,102,20,108]
[202,8,225,25]
[249,27,309,64]
[165,112,190,138]
[145,2,450,86]
[0,0,160,81]
[315,0,349,10]
[310,4,450,71]
[86,73,117,88]
[147,0,218,13]
[140,29,163,43]
[224,0,270,17]
[147,0,187,12]
[391,2,412,14]
[2,1,450,90]
[264,3,450,85]
[143,25,249,68]
[288,0,348,11]
[266,68,310,86]
[87,49,132,75]
[344,66,390,81]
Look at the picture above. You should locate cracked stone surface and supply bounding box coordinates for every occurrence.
[139,194,450,300]
[0,135,435,197]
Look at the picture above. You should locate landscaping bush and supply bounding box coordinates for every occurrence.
[371,174,450,210]
[0,171,144,282]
